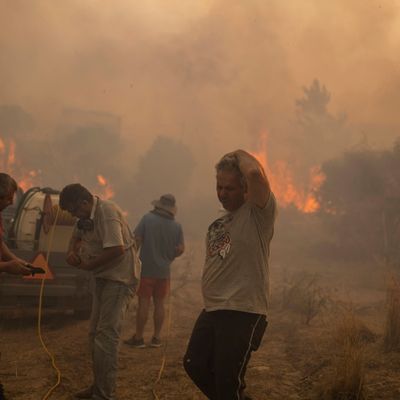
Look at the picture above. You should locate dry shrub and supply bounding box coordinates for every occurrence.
[384,276,400,351]
[281,271,328,325]
[320,312,367,400]
[331,343,364,400]
[335,312,376,346]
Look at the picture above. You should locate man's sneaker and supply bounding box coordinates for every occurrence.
[124,336,146,348]
[150,337,162,348]
[74,386,93,399]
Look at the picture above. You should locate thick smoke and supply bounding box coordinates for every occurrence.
[1,0,400,233]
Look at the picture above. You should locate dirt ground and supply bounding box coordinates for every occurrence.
[1,247,400,400]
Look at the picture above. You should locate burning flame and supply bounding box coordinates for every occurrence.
[0,136,41,191]
[251,134,325,213]
[1,136,118,201]
[96,174,114,200]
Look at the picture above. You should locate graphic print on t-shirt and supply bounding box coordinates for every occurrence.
[206,215,233,259]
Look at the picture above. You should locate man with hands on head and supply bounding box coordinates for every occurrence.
[59,183,139,400]
[183,149,277,400]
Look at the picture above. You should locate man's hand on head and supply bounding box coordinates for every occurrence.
[221,149,270,209]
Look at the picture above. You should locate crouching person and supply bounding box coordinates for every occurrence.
[0,174,32,400]
[59,184,140,400]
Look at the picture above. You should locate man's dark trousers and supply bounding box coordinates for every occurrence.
[183,309,267,400]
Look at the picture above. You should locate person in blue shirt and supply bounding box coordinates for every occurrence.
[125,194,184,348]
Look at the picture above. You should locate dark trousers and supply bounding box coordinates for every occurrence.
[183,309,267,400]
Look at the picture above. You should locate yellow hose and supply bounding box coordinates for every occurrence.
[36,205,62,400]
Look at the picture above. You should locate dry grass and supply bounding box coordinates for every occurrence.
[384,275,400,351]
[334,311,376,346]
[281,271,329,325]
[330,344,364,400]
[319,312,368,400]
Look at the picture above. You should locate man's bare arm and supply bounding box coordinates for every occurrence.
[134,235,143,249]
[1,241,22,262]
[0,241,33,275]
[232,149,271,208]
[175,242,185,257]
[66,236,83,266]
[0,259,32,275]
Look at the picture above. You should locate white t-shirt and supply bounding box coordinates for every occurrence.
[74,199,137,285]
[202,193,277,315]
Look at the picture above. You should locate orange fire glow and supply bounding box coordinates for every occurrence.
[251,134,325,213]
[96,174,114,200]
[7,140,15,165]
[0,136,41,191]
[0,138,5,153]
[1,136,119,200]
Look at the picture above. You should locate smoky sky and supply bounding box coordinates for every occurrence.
[1,0,400,220]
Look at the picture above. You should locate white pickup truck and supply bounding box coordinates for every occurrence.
[0,187,92,319]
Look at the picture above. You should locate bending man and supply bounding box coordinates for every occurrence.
[0,173,32,400]
[59,184,139,400]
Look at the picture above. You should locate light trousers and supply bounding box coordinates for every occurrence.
[89,278,134,400]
